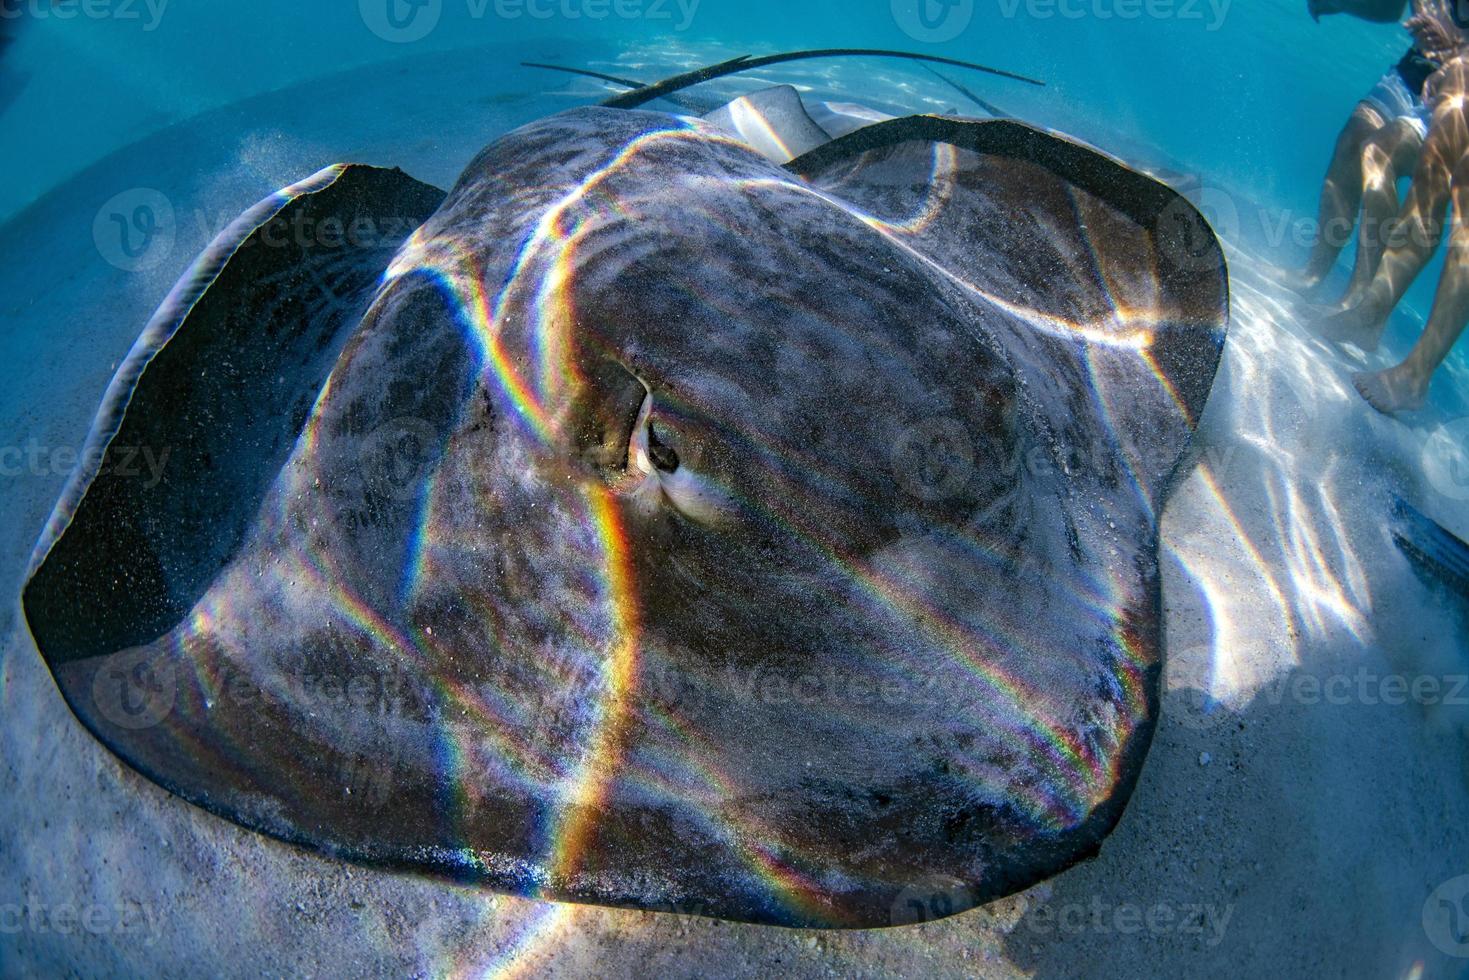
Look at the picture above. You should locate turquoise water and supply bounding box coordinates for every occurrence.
[0,1,1417,216]
[0,1,1448,323]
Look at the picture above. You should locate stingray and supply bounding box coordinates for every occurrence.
[22,50,1229,928]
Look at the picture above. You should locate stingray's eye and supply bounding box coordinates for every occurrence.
[646,420,680,473]
[625,395,734,524]
[629,387,691,478]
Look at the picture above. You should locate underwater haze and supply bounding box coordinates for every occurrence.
[1,0,1468,977]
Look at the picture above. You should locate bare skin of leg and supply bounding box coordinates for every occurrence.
[1355,153,1469,412]
[1315,102,1461,347]
[1334,118,1425,308]
[1280,103,1389,292]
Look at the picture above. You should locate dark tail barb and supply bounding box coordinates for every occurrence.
[522,61,648,90]
[1391,493,1469,596]
[521,61,714,113]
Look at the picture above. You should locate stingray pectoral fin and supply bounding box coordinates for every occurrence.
[23,164,446,666]
[804,101,895,140]
[790,115,1230,503]
[703,85,835,163]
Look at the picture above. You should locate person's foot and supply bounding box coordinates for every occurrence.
[1314,304,1384,350]
[1353,365,1427,414]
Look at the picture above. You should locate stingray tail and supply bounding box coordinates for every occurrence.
[921,65,1010,119]
[595,48,1044,110]
[522,61,646,89]
[521,62,716,113]
[1391,493,1469,596]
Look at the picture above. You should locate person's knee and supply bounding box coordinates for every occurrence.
[1360,141,1395,188]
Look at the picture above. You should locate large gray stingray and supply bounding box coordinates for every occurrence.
[22,52,1229,928]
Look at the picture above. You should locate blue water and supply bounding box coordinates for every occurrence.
[0,1,1446,314]
[0,1,1415,216]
